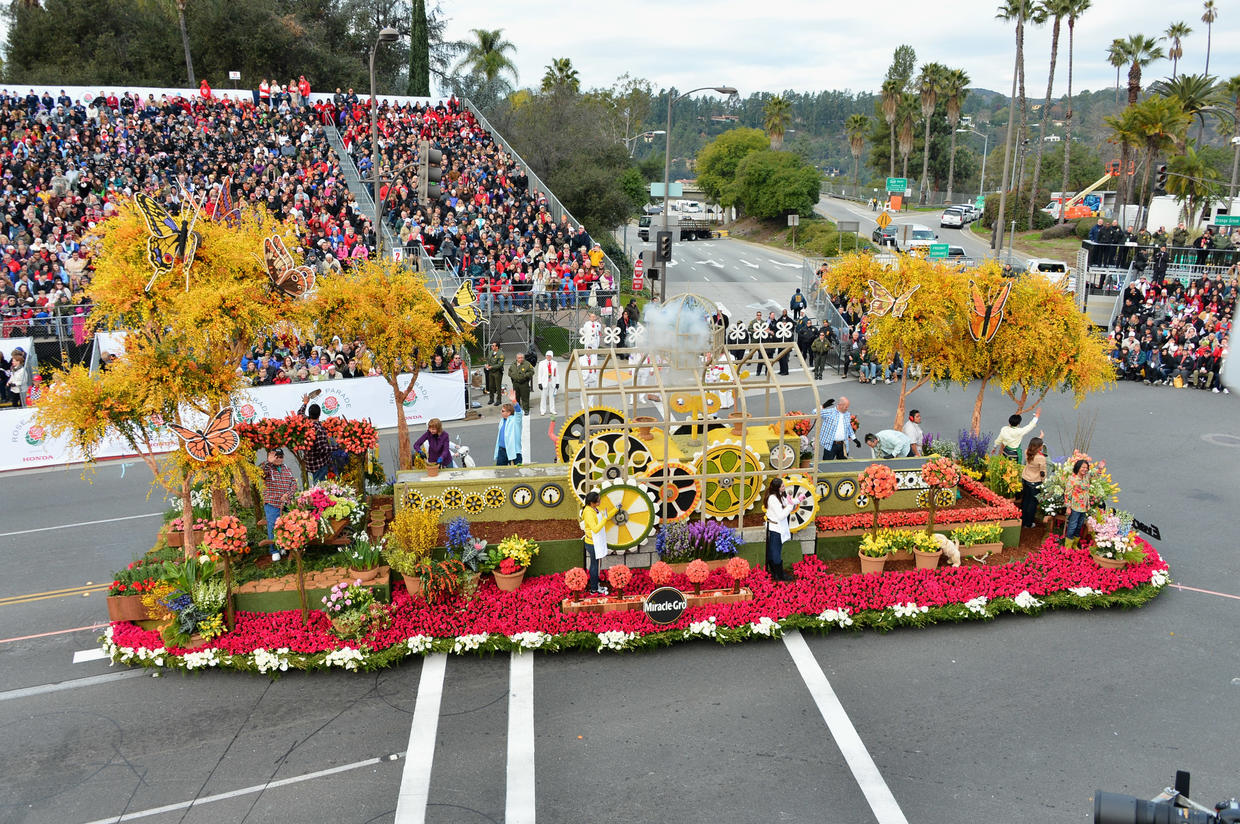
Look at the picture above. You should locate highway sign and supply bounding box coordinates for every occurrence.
[975,195,986,209]
[928,243,950,259]
[886,177,907,192]
[649,182,684,198]
[837,220,860,233]
[1215,214,1240,227]
[875,211,893,229]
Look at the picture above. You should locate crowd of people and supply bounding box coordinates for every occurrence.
[1085,219,1240,272]
[236,334,470,388]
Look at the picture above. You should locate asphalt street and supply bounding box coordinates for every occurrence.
[1,222,1237,823]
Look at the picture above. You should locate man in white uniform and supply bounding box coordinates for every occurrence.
[538,350,560,416]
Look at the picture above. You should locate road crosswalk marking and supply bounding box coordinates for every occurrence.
[394,654,447,824]
[506,652,536,823]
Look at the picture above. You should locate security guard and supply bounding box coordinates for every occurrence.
[508,352,536,412]
[483,342,505,405]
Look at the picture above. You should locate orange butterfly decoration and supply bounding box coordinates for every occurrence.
[263,235,316,298]
[866,279,920,318]
[968,280,1012,343]
[167,408,241,461]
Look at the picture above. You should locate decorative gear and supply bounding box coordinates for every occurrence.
[463,492,486,514]
[694,440,764,519]
[423,495,445,514]
[483,486,506,509]
[642,460,702,523]
[440,487,464,510]
[538,483,565,508]
[834,479,856,501]
[591,479,660,551]
[916,489,931,509]
[403,488,425,510]
[557,406,625,463]
[510,484,535,509]
[570,429,653,502]
[782,474,819,534]
[935,487,955,507]
[854,493,870,509]
[768,443,797,471]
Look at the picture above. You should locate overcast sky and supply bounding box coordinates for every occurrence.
[441,0,1238,98]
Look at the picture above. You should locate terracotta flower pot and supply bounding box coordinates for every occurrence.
[348,566,381,584]
[1092,553,1126,570]
[400,572,424,599]
[727,412,750,436]
[913,548,942,570]
[858,552,887,575]
[493,568,526,591]
[633,416,657,439]
[106,594,151,623]
[426,464,440,478]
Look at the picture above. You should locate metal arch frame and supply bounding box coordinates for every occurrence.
[560,294,823,529]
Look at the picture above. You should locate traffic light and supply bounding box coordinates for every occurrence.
[1155,164,1168,194]
[418,139,443,202]
[656,230,672,263]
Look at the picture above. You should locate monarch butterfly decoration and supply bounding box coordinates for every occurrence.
[263,235,316,298]
[167,407,241,461]
[866,280,920,318]
[210,176,241,227]
[967,279,1013,343]
[135,191,204,292]
[439,280,484,335]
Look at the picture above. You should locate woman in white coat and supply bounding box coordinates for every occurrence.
[764,478,802,582]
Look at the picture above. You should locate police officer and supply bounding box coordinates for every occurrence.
[508,352,536,412]
[811,331,831,380]
[483,342,505,406]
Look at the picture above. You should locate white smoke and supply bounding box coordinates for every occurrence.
[641,298,713,369]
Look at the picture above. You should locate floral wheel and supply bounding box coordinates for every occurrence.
[916,489,932,509]
[484,486,506,509]
[569,430,652,502]
[935,487,956,507]
[595,480,660,551]
[423,495,445,514]
[642,460,701,523]
[694,440,764,519]
[403,488,425,510]
[463,492,486,514]
[441,487,464,510]
[557,406,625,463]
[854,492,870,509]
[768,443,797,471]
[783,474,818,534]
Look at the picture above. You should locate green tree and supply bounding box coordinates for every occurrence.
[1027,0,1071,228]
[1113,34,1165,209]
[1151,73,1230,143]
[1164,21,1192,78]
[1107,38,1126,105]
[1223,75,1240,199]
[916,62,947,202]
[726,149,820,218]
[541,57,579,94]
[1201,0,1218,76]
[896,94,918,180]
[1128,96,1190,220]
[696,128,769,203]
[764,95,792,150]
[880,78,902,177]
[845,113,869,188]
[997,0,1047,189]
[1060,0,1091,223]
[942,68,970,202]
[408,0,429,97]
[1167,142,1220,226]
[453,27,517,88]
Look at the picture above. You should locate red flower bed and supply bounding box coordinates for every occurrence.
[815,476,1019,532]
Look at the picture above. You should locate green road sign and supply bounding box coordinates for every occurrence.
[885,177,907,192]
[928,243,950,259]
[649,182,684,198]
[1215,214,1240,227]
[975,195,986,209]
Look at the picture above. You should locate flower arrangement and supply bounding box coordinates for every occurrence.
[321,579,375,616]
[817,476,1020,532]
[956,429,992,472]
[850,413,860,433]
[725,557,751,593]
[685,559,710,595]
[322,579,388,639]
[564,567,589,597]
[202,516,250,556]
[237,414,379,456]
[655,520,742,562]
[274,510,318,554]
[296,481,364,531]
[606,564,633,595]
[168,516,211,533]
[319,417,379,454]
[157,577,227,647]
[444,518,489,573]
[984,455,1023,497]
[922,433,960,461]
[493,535,539,570]
[384,508,439,574]
[950,523,1003,547]
[418,558,468,604]
[1087,511,1143,561]
[858,463,898,536]
[648,561,673,586]
[344,535,383,571]
[785,411,813,437]
[858,532,895,557]
[920,455,960,489]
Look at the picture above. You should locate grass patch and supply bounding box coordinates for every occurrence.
[730,215,874,258]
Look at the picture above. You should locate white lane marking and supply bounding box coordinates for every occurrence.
[0,512,163,539]
[506,652,536,823]
[72,648,108,664]
[394,654,447,824]
[695,259,724,268]
[0,670,145,703]
[521,411,532,459]
[783,630,910,824]
[79,753,397,824]
[739,258,759,268]
[768,259,801,268]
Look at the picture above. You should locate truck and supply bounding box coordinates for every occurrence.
[637,215,714,241]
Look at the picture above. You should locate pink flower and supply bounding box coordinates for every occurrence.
[649,561,673,586]
[685,559,710,584]
[606,565,633,591]
[564,568,589,592]
[725,557,751,581]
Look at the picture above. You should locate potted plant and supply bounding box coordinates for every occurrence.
[295,481,365,539]
[490,535,539,591]
[655,520,742,571]
[343,535,385,583]
[201,514,251,629]
[685,558,710,595]
[1086,510,1143,569]
[165,516,210,548]
[950,523,1004,557]
[858,464,898,537]
[725,556,752,593]
[920,455,961,534]
[382,508,439,598]
[984,455,1023,500]
[858,530,894,574]
[274,509,319,622]
[908,530,944,570]
[564,567,589,602]
[321,579,389,639]
[445,517,488,595]
[605,564,633,597]
[416,557,467,603]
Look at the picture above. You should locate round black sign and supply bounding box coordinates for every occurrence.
[643,586,688,625]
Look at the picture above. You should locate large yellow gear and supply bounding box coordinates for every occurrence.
[693,440,764,519]
[579,479,660,552]
[782,474,819,534]
[557,406,625,463]
[570,429,653,502]
[642,460,701,523]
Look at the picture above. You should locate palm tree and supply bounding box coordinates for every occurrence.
[1164,21,1192,78]
[916,62,946,203]
[540,58,579,93]
[454,28,518,89]
[1059,0,1091,224]
[175,0,195,86]
[1104,107,1142,225]
[1127,96,1190,224]
[896,95,917,180]
[1027,0,1072,228]
[1115,34,1165,206]
[1224,75,1240,200]
[1167,142,1220,226]
[1201,1,1218,76]
[845,114,870,189]
[1107,39,1125,105]
[997,0,1047,189]
[1150,73,1231,143]
[880,78,901,177]
[942,68,970,203]
[764,95,792,150]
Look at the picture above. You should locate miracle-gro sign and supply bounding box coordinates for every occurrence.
[643,587,688,625]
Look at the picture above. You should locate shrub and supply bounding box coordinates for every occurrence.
[982,191,1055,232]
[1075,217,1098,240]
[1039,221,1078,240]
[384,508,439,574]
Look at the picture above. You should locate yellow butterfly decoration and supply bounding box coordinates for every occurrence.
[439,281,485,335]
[135,191,204,292]
[866,279,920,318]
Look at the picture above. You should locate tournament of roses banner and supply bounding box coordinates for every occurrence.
[0,372,464,473]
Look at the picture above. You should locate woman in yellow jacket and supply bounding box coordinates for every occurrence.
[581,490,612,595]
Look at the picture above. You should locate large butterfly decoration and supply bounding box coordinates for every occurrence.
[210,176,241,227]
[135,191,203,291]
[867,280,920,318]
[167,408,240,462]
[263,235,316,298]
[968,280,1013,343]
[439,281,484,335]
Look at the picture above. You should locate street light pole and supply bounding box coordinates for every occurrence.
[661,85,736,302]
[369,26,399,261]
[624,130,665,157]
[956,128,988,197]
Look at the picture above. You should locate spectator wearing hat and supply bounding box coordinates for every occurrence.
[260,448,297,553]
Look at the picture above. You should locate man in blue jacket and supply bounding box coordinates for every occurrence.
[494,389,524,466]
[818,396,858,460]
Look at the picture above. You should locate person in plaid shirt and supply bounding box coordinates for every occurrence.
[261,448,298,558]
[298,394,333,483]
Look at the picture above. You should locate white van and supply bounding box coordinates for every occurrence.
[1026,258,1075,293]
[905,224,938,249]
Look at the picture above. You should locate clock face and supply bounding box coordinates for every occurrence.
[539,483,564,507]
[835,479,856,500]
[511,484,534,509]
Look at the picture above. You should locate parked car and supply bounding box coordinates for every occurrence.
[905,224,938,249]
[1025,258,1075,293]
[871,225,899,244]
[940,207,967,228]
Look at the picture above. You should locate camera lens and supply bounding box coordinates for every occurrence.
[1095,791,1218,824]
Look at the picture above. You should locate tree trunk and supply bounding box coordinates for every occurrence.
[391,370,419,470]
[293,549,309,624]
[1015,22,1028,193]
[176,3,195,87]
[919,115,933,204]
[1138,147,1154,227]
[210,485,229,518]
[408,0,430,97]
[1059,21,1075,225]
[888,125,895,177]
[946,126,958,204]
[970,376,990,435]
[1028,18,1061,230]
[222,554,235,630]
[901,152,909,180]
[233,469,256,511]
[181,475,196,560]
[926,493,937,535]
[1204,25,1211,77]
